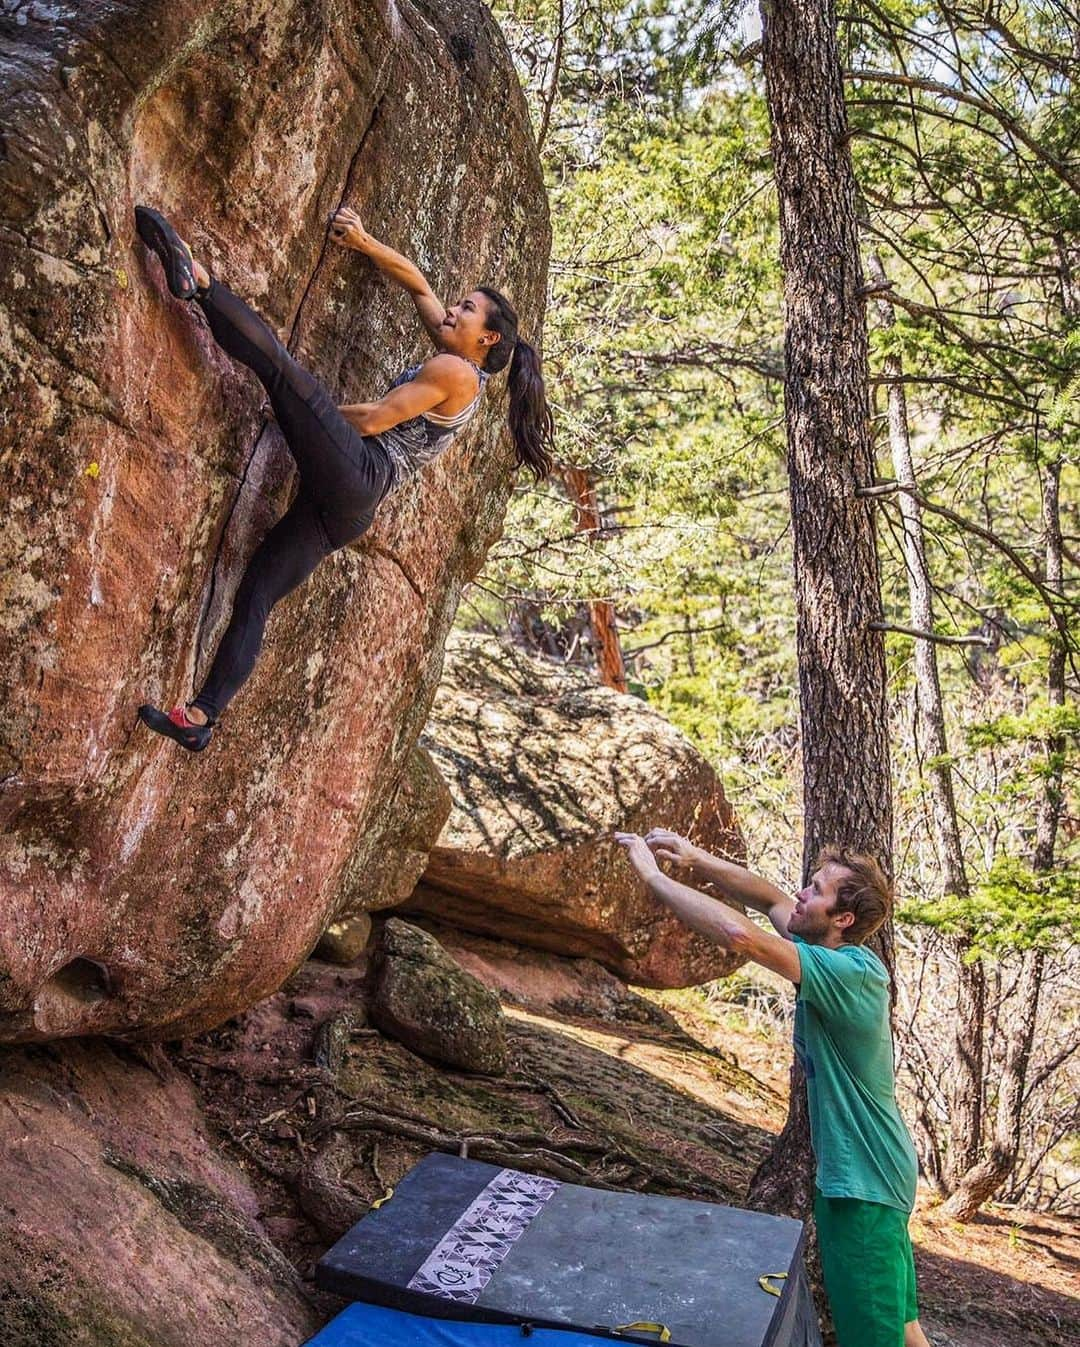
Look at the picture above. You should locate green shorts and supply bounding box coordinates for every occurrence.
[814,1191,919,1347]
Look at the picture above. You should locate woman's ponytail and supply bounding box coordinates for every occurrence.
[507,338,554,481]
[478,286,555,480]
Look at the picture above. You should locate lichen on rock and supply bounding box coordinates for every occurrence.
[370,916,508,1074]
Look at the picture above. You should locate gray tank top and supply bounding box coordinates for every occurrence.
[375,359,489,489]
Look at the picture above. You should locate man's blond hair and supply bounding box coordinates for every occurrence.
[816,845,893,945]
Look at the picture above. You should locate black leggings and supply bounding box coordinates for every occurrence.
[189,280,392,722]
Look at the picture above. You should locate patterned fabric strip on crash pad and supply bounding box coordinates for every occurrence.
[302,1301,636,1345]
[316,1153,822,1347]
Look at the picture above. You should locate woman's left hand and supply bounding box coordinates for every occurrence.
[329,206,370,252]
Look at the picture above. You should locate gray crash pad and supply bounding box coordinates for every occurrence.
[316,1153,821,1347]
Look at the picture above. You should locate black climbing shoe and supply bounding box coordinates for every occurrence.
[134,206,200,301]
[138,703,213,752]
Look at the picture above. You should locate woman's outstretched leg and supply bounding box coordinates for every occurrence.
[191,495,333,722]
[138,495,334,748]
[137,204,302,403]
[193,282,392,510]
[134,206,391,748]
[136,204,382,506]
[195,278,321,422]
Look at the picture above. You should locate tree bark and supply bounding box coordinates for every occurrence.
[868,252,985,1188]
[563,466,628,692]
[746,1051,818,1219]
[749,0,893,1217]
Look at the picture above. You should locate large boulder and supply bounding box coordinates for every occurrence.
[315,742,452,962]
[370,916,508,1074]
[335,743,454,917]
[407,634,747,987]
[0,0,547,1040]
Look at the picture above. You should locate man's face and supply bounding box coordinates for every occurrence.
[789,863,850,943]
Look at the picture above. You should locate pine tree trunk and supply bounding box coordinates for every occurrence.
[945,948,987,1184]
[749,0,893,1217]
[941,948,1046,1219]
[942,458,1064,1220]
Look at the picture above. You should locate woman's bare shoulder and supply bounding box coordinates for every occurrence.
[421,351,480,389]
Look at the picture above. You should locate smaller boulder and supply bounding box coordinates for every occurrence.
[370,919,507,1075]
[417,921,675,1028]
[314,915,373,966]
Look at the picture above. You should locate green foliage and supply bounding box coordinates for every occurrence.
[965,701,1080,750]
[901,856,1080,954]
[473,5,1080,1206]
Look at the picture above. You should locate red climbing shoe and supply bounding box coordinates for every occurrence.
[134,206,200,301]
[138,703,213,752]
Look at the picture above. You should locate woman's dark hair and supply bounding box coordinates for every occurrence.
[477,286,555,480]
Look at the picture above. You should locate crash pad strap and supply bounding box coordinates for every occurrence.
[303,1302,660,1346]
[613,1321,672,1342]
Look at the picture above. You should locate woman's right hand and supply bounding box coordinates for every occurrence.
[329,206,370,252]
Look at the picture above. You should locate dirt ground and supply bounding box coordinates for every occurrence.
[178,959,1080,1347]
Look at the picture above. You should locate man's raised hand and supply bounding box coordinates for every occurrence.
[644,828,697,869]
[614,832,661,883]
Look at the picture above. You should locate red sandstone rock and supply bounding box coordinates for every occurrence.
[0,1041,318,1346]
[407,634,748,987]
[417,919,677,1026]
[0,0,547,1040]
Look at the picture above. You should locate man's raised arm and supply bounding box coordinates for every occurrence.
[644,828,796,937]
[617,834,801,984]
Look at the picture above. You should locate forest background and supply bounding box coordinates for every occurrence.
[461,0,1080,1217]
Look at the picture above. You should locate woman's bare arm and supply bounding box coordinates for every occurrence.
[330,207,447,343]
[340,354,475,436]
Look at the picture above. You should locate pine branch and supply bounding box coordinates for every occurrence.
[869,621,992,648]
[859,481,1080,647]
[846,68,1080,196]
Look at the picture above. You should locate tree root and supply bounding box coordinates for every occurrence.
[305,1103,730,1199]
[193,1031,741,1233]
[504,1075,584,1128]
[296,1133,369,1240]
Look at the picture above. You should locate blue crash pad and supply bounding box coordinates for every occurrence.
[304,1301,644,1346]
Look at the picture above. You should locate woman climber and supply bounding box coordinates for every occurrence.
[133,205,554,751]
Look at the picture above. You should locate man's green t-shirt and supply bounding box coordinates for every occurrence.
[793,937,918,1213]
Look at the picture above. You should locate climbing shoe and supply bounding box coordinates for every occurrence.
[138,703,213,752]
[134,206,199,301]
